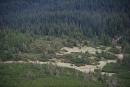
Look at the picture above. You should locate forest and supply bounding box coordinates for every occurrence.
[0,0,130,87]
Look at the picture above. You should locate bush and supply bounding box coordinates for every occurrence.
[96,51,116,59]
[63,53,92,66]
[0,50,15,61]
[109,47,120,54]
[70,57,89,66]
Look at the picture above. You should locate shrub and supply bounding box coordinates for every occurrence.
[96,51,116,59]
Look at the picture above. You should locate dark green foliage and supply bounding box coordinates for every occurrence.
[96,51,116,60]
[122,42,130,53]
[118,72,130,79]
[0,50,14,61]
[62,53,92,66]
[0,0,130,42]
[109,47,121,54]
[102,63,128,73]
[0,0,130,87]
[0,31,33,61]
[70,57,88,66]
[122,54,130,67]
[102,63,130,87]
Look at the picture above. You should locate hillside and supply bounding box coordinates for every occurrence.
[0,0,130,87]
[0,0,130,40]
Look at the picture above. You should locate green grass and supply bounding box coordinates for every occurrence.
[0,64,104,87]
[102,63,120,73]
[102,63,130,73]
[102,63,130,87]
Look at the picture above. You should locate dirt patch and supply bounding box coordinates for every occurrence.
[57,46,102,55]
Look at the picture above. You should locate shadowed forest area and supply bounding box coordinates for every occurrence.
[0,0,130,87]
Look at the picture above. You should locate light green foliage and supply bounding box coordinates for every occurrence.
[30,36,64,53]
[0,31,33,61]
[0,64,104,87]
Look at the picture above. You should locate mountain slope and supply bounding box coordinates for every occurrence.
[0,0,130,39]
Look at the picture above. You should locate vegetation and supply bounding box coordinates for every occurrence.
[0,0,130,87]
[0,64,105,87]
[102,56,130,87]
[61,53,95,66]
[108,47,121,54]
[0,31,33,61]
[0,31,81,61]
[0,0,130,43]
[96,51,117,60]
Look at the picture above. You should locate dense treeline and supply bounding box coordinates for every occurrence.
[0,31,33,61]
[0,0,130,41]
[0,1,130,86]
[0,0,130,60]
